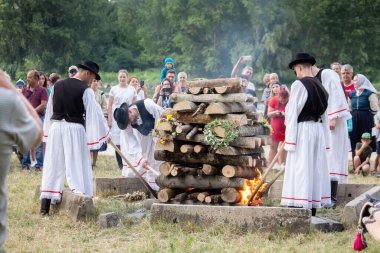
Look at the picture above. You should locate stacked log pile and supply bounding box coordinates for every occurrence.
[154,78,270,205]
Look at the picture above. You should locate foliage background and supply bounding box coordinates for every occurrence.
[0,0,379,84]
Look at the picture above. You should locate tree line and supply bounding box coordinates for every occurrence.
[0,0,379,83]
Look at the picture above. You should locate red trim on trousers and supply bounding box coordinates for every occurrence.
[329,172,348,176]
[41,190,62,195]
[87,131,110,146]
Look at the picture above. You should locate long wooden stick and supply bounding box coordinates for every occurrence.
[146,165,160,176]
[109,140,158,199]
[247,142,285,206]
[256,167,285,199]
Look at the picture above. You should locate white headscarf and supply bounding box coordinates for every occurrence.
[356,74,377,93]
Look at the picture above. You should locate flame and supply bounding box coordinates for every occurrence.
[239,168,266,205]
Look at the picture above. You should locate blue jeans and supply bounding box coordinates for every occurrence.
[22,115,44,168]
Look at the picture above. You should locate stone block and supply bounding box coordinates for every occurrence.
[151,203,311,234]
[97,209,148,228]
[311,216,344,232]
[97,212,120,228]
[343,186,380,228]
[144,198,160,210]
[58,190,96,222]
[94,177,149,196]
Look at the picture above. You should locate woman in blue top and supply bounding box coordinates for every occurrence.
[348,74,379,152]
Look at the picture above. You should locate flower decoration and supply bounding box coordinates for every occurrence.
[204,119,238,149]
[153,115,181,145]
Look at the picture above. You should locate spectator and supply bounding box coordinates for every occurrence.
[38,71,49,89]
[107,69,137,170]
[15,79,25,92]
[153,70,176,102]
[160,57,176,82]
[261,73,271,117]
[129,76,147,101]
[231,56,256,98]
[21,70,48,171]
[353,132,372,176]
[157,78,175,108]
[373,111,380,177]
[269,73,279,84]
[165,69,176,86]
[267,84,289,169]
[177,72,188,93]
[48,73,60,96]
[348,74,378,155]
[341,64,355,99]
[68,65,78,78]
[0,70,41,252]
[330,62,342,77]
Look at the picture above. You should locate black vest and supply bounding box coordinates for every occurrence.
[51,78,88,125]
[297,77,328,123]
[131,100,155,136]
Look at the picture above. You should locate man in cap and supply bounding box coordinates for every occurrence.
[114,99,164,191]
[40,60,109,215]
[311,56,351,208]
[353,132,373,176]
[281,53,330,216]
[68,65,78,78]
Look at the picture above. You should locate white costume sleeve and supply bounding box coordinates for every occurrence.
[143,98,164,125]
[321,69,351,120]
[284,80,308,152]
[83,88,110,150]
[42,86,54,142]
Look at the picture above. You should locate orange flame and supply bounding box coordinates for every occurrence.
[239,168,266,205]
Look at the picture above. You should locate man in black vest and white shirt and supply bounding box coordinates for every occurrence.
[280,53,331,216]
[114,99,164,191]
[40,61,109,215]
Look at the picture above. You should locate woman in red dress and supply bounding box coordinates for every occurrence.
[267,83,289,169]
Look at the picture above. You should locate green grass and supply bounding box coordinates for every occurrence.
[4,154,380,252]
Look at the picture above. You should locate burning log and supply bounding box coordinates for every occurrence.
[202,164,220,176]
[157,188,182,202]
[185,126,199,140]
[188,87,203,95]
[170,93,255,103]
[169,111,248,126]
[222,165,257,178]
[172,101,197,112]
[214,125,267,138]
[221,188,241,203]
[214,85,242,94]
[204,102,250,115]
[191,103,207,117]
[187,78,246,88]
[154,150,257,166]
[170,165,199,176]
[194,144,206,153]
[175,124,193,134]
[155,175,247,190]
[205,194,222,204]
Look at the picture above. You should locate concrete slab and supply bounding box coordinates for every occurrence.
[150,203,311,234]
[57,190,96,222]
[343,186,380,228]
[97,208,148,228]
[97,212,120,228]
[94,177,149,196]
[311,216,344,232]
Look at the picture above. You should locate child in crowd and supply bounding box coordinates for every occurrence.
[353,132,372,176]
[160,57,177,81]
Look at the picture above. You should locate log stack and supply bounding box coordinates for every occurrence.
[154,78,270,205]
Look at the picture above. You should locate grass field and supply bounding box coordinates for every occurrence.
[4,154,380,253]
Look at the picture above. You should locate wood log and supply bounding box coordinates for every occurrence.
[214,125,267,138]
[154,150,257,166]
[205,194,222,204]
[170,165,199,176]
[159,162,172,176]
[259,135,271,146]
[188,87,203,95]
[173,192,188,202]
[172,101,197,112]
[202,164,220,176]
[215,146,264,156]
[191,103,206,117]
[175,124,193,134]
[169,111,248,126]
[157,188,182,202]
[197,192,211,202]
[170,93,254,103]
[194,144,207,153]
[214,85,242,94]
[155,175,247,190]
[221,188,241,203]
[180,144,195,153]
[246,111,264,123]
[186,126,199,140]
[175,133,261,149]
[222,165,258,178]
[155,122,173,131]
[187,78,246,88]
[187,192,201,201]
[204,102,250,115]
[155,141,175,152]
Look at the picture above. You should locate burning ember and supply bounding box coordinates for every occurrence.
[240,168,266,205]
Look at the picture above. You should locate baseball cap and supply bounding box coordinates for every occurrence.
[361,132,371,139]
[15,79,25,87]
[68,65,78,74]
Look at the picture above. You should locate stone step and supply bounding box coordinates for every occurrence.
[94,177,149,196]
[311,216,344,232]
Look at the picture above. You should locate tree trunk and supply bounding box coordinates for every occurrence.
[157,188,182,202]
[222,165,258,178]
[175,124,193,134]
[221,188,241,203]
[172,101,197,112]
[188,87,203,95]
[170,165,199,176]
[202,164,220,175]
[170,93,254,103]
[155,175,247,190]
[214,124,267,138]
[186,126,199,140]
[154,150,256,166]
[214,85,242,94]
[204,102,250,115]
[205,194,222,204]
[187,78,246,88]
[169,111,248,126]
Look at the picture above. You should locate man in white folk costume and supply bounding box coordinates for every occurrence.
[114,99,164,191]
[281,53,331,216]
[311,57,351,208]
[40,61,109,215]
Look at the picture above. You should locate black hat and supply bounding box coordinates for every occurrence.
[113,103,129,130]
[77,60,101,80]
[288,53,316,69]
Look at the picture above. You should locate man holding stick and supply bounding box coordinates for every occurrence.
[280,53,331,216]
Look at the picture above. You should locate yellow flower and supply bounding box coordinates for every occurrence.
[159,139,165,144]
[166,114,172,121]
[263,119,268,124]
[157,121,161,125]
